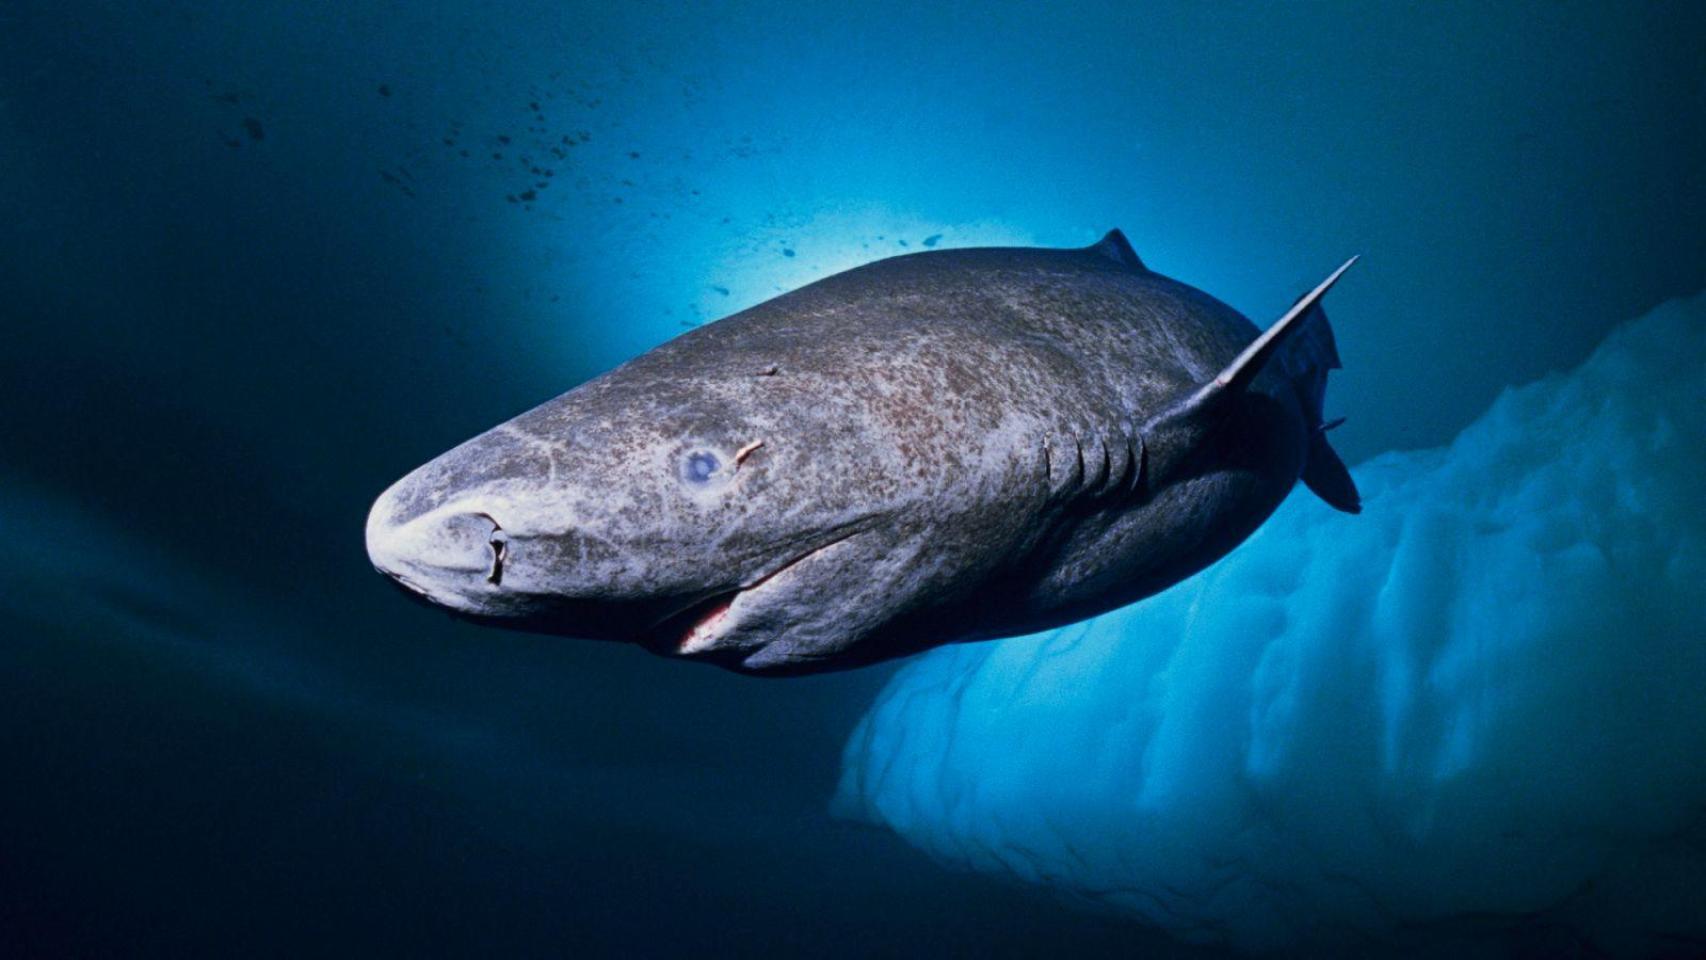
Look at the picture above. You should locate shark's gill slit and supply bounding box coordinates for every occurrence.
[476,513,508,585]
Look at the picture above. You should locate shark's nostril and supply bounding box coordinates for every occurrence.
[487,535,508,585]
[477,513,508,585]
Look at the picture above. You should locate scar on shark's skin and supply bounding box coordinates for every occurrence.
[734,439,765,466]
[366,229,1360,676]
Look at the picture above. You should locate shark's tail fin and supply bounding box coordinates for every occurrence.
[1141,257,1362,513]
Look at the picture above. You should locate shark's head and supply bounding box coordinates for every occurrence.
[365,329,1022,675]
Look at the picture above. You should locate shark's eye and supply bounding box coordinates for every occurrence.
[682,450,722,485]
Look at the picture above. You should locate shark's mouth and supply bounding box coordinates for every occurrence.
[644,526,868,658]
[675,593,736,652]
[642,591,735,652]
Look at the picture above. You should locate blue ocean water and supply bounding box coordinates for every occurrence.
[1,2,1701,956]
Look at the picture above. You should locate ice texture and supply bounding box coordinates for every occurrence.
[836,294,1706,956]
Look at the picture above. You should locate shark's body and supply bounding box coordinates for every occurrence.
[366,231,1359,675]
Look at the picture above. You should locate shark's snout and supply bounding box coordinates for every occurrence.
[365,480,507,610]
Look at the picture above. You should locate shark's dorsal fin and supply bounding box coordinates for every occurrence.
[1088,229,1145,271]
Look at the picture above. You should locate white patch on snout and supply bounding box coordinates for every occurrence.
[366,485,525,611]
[395,506,499,573]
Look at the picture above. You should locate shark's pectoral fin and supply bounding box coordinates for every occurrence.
[1191,256,1357,404]
[1140,257,1359,501]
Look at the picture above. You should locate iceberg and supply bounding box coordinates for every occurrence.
[836,294,1706,956]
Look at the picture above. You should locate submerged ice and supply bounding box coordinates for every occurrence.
[836,294,1706,955]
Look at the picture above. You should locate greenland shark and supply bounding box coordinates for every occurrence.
[365,231,1360,675]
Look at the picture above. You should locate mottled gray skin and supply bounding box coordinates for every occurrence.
[366,231,1357,675]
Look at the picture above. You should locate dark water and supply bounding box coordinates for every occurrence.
[1,2,1702,957]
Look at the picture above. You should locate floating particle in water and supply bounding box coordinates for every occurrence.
[922,233,942,247]
[782,248,796,258]
[897,239,909,247]
[497,134,511,145]
[628,151,640,159]
[505,194,517,203]
[442,137,455,146]
[378,169,416,198]
[492,153,503,160]
[712,286,730,296]
[460,149,470,157]
[518,189,537,202]
[378,83,392,97]
[242,117,264,140]
[529,101,540,112]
